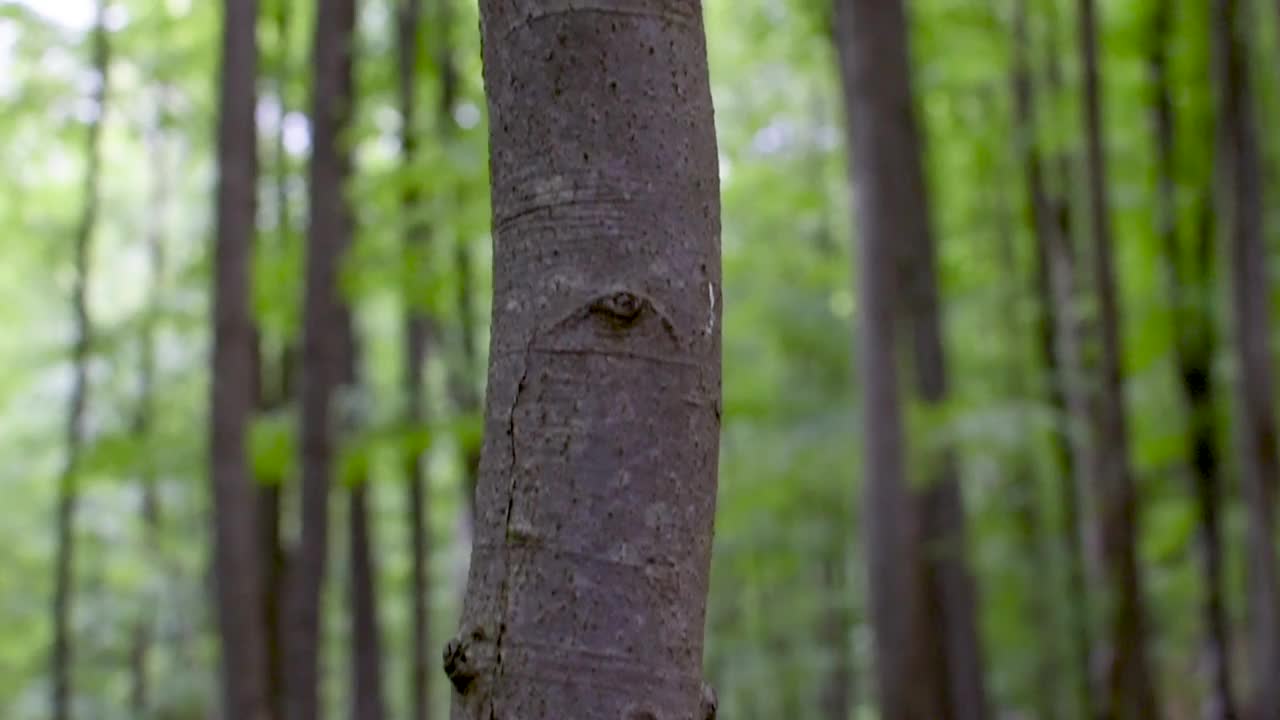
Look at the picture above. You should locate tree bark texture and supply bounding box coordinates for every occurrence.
[210,0,272,718]
[288,0,357,717]
[833,1,956,717]
[445,2,722,718]
[1077,1,1161,716]
[52,6,109,720]
[1211,0,1280,717]
[397,0,433,718]
[1149,3,1237,717]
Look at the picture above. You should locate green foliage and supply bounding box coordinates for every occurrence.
[2,0,1278,717]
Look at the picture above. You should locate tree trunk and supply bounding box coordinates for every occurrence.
[210,0,272,718]
[444,2,722,717]
[52,6,109,720]
[1211,0,1280,717]
[1149,3,1238,717]
[130,97,168,719]
[287,0,357,716]
[1012,2,1094,716]
[901,143,990,720]
[256,3,294,715]
[1077,1,1161,716]
[818,557,853,720]
[397,0,433,718]
[1041,6,1098,715]
[434,0,483,520]
[343,245,385,720]
[832,1,951,718]
[349,480,387,720]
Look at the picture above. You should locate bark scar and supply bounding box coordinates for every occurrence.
[701,681,718,720]
[443,624,491,694]
[589,290,645,326]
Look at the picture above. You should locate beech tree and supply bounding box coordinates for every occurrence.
[442,2,722,717]
[209,0,272,718]
[833,0,990,717]
[287,0,357,717]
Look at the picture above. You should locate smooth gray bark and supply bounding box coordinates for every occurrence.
[445,2,722,718]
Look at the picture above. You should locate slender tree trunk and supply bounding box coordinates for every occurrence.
[130,97,168,719]
[349,478,387,720]
[1012,3,1094,716]
[987,50,1062,717]
[901,142,990,720]
[256,3,294,715]
[433,0,482,519]
[1149,4,1238,717]
[343,245,385,720]
[444,2,722,717]
[1041,6,1098,715]
[832,1,949,717]
[211,1,272,719]
[287,0,357,716]
[397,1,433,718]
[1077,1,1161,716]
[51,7,109,720]
[818,556,853,720]
[1211,0,1280,717]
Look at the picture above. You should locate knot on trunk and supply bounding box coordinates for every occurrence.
[442,624,493,695]
[700,681,718,720]
[590,291,646,326]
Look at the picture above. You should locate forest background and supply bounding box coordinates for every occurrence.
[2,0,1280,718]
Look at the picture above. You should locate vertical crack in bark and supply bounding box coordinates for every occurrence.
[485,331,536,714]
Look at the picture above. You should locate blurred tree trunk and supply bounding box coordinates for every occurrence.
[396,0,433,718]
[1212,0,1280,717]
[210,0,272,718]
[991,29,1063,713]
[1043,6,1098,715]
[287,0,357,716]
[256,3,295,715]
[433,0,482,521]
[1012,2,1093,716]
[130,97,168,719]
[1149,3,1238,717]
[818,557,853,720]
[52,5,109,719]
[348,461,387,720]
[444,1,722,716]
[904,194,990,720]
[833,1,990,718]
[1077,1,1161,716]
